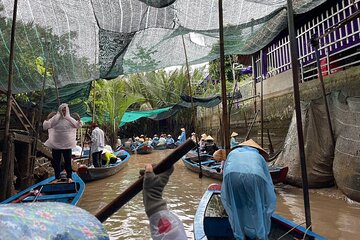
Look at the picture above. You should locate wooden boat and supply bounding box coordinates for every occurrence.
[154,144,167,150]
[182,157,288,184]
[0,172,85,205]
[77,150,131,182]
[136,144,153,154]
[194,183,326,240]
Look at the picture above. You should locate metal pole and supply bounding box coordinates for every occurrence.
[287,0,312,229]
[92,80,96,123]
[0,0,18,201]
[218,0,230,154]
[260,75,264,148]
[181,35,202,178]
[310,36,335,147]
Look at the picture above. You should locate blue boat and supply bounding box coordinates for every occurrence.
[182,157,288,184]
[194,183,326,240]
[77,150,130,182]
[1,172,85,205]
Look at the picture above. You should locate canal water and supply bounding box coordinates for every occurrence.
[78,149,360,239]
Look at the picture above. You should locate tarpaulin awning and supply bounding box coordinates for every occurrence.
[120,106,173,127]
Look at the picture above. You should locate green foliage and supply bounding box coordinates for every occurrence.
[208,55,240,82]
[88,79,144,148]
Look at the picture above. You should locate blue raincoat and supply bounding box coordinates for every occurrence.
[221,146,276,240]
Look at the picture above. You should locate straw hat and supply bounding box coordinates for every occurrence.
[213,149,226,161]
[231,132,238,137]
[181,128,185,131]
[201,133,207,139]
[233,139,269,161]
[205,135,214,141]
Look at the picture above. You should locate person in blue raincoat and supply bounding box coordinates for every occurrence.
[179,128,186,144]
[221,139,276,240]
[230,132,239,149]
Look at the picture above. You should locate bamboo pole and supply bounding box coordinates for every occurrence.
[286,0,312,229]
[0,0,19,201]
[218,0,230,154]
[181,35,202,178]
[92,80,96,122]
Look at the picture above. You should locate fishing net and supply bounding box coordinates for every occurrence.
[0,0,325,96]
[275,90,360,201]
[275,99,335,188]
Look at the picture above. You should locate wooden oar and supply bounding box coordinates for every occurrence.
[95,139,196,223]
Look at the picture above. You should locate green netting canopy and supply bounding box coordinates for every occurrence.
[0,0,325,95]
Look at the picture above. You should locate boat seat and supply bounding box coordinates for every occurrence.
[23,193,78,202]
[204,217,234,239]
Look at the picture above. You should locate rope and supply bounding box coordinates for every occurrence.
[302,224,312,240]
[277,221,306,240]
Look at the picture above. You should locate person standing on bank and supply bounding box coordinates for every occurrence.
[43,103,83,183]
[89,122,105,167]
[221,139,276,240]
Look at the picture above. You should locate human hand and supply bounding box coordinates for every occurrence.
[46,112,56,120]
[72,112,81,121]
[142,164,174,218]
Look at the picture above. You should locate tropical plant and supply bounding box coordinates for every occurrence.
[89,79,144,148]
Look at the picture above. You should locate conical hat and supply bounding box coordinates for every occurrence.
[233,139,269,161]
[213,149,226,161]
[231,132,238,137]
[205,135,214,141]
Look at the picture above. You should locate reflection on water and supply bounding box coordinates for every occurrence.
[78,149,360,240]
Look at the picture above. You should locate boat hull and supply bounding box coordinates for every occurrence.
[182,158,288,184]
[1,172,85,205]
[77,150,130,182]
[194,183,326,240]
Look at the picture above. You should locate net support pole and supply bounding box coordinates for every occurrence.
[310,36,335,148]
[286,0,312,230]
[181,35,202,178]
[218,0,230,154]
[0,0,18,201]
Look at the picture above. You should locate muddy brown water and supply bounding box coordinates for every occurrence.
[78,149,360,239]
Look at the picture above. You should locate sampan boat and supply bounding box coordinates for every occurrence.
[182,157,288,184]
[136,144,154,154]
[194,183,326,240]
[77,150,130,182]
[1,172,84,205]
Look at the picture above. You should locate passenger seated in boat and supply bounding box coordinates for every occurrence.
[102,150,118,165]
[191,132,197,142]
[213,149,226,173]
[151,134,159,148]
[157,134,166,147]
[201,135,219,155]
[124,138,135,151]
[221,139,276,240]
[142,163,186,240]
[230,132,239,149]
[199,133,207,149]
[165,134,175,146]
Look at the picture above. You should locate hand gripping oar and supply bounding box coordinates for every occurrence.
[95,139,196,223]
